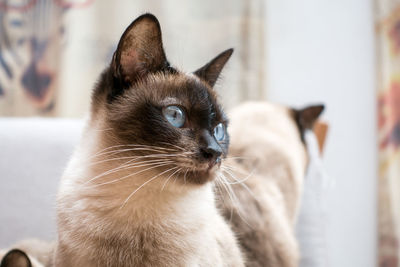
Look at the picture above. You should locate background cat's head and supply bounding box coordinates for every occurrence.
[90,14,233,184]
[227,102,324,177]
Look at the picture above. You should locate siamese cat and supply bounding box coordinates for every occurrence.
[217,102,324,267]
[53,14,244,267]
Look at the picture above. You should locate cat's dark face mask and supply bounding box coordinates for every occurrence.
[91,14,233,184]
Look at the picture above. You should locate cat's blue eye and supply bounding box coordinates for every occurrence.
[213,123,225,141]
[163,105,186,128]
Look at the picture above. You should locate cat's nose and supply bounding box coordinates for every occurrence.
[199,129,222,162]
[200,146,222,161]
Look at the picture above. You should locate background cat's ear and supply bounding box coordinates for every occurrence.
[194,48,234,87]
[293,104,325,132]
[0,249,32,267]
[112,13,168,85]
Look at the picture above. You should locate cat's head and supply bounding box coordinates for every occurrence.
[227,102,324,177]
[91,14,233,184]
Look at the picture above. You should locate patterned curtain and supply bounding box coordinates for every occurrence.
[376,1,400,266]
[0,0,266,117]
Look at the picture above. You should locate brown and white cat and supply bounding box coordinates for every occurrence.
[217,102,324,267]
[53,14,244,267]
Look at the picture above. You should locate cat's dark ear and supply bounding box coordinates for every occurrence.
[111,13,168,86]
[0,249,32,267]
[194,48,233,87]
[293,104,324,137]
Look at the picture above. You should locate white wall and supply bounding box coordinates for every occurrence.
[265,1,377,267]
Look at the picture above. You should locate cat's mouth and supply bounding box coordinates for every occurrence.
[176,158,221,184]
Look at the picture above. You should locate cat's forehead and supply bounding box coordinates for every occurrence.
[143,72,221,115]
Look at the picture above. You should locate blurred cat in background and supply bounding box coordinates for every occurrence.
[217,102,324,267]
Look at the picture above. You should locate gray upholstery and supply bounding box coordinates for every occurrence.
[0,118,83,247]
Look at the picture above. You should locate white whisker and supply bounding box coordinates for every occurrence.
[216,174,236,222]
[213,177,233,220]
[217,172,254,229]
[161,168,182,191]
[97,162,176,188]
[89,151,193,166]
[221,163,254,176]
[90,144,182,159]
[183,169,189,184]
[90,147,185,160]
[84,159,174,186]
[119,166,179,209]
[157,142,186,152]
[221,168,257,201]
[220,166,254,185]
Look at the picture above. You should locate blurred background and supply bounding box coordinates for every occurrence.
[1,0,399,267]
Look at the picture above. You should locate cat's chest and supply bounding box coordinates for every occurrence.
[59,178,224,266]
[82,218,223,267]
